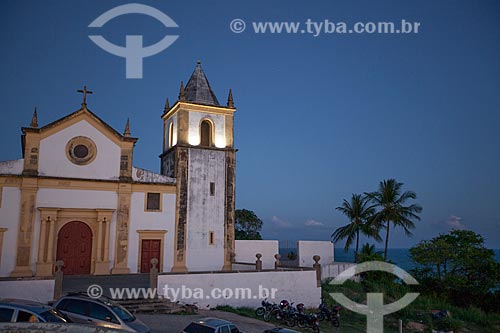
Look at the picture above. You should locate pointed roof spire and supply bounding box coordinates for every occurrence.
[30,107,39,128]
[183,61,220,106]
[164,98,170,112]
[227,89,234,108]
[123,118,131,137]
[178,81,186,101]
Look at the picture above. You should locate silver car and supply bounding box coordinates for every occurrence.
[53,294,150,333]
[0,298,69,323]
[181,318,243,333]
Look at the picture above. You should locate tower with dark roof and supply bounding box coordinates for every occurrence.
[160,61,236,272]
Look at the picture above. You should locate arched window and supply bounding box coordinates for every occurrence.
[168,122,174,148]
[200,120,213,147]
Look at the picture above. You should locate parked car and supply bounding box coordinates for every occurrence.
[0,322,130,332]
[0,298,70,323]
[263,328,300,333]
[53,294,150,333]
[181,317,243,333]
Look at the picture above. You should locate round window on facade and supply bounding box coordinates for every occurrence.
[66,136,97,165]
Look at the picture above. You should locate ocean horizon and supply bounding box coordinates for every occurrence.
[279,247,500,271]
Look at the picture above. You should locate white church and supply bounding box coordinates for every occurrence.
[0,61,237,277]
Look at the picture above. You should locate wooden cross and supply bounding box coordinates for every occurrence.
[77,85,93,105]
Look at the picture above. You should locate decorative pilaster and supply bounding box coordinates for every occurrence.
[171,147,189,272]
[95,210,112,275]
[35,210,57,276]
[111,184,132,274]
[11,178,38,277]
[222,149,236,271]
[0,228,8,270]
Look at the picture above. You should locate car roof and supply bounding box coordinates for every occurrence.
[194,317,233,328]
[58,294,115,306]
[265,328,300,333]
[0,298,52,314]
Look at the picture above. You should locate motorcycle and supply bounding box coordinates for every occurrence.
[255,298,275,317]
[317,300,340,327]
[269,300,297,327]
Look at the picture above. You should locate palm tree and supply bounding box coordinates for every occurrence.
[357,243,384,263]
[332,194,380,262]
[366,179,423,260]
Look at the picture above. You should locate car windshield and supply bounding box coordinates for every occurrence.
[39,309,70,323]
[109,304,135,322]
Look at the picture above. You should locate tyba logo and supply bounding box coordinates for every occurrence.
[329,261,420,333]
[88,3,179,79]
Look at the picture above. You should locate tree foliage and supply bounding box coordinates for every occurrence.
[235,209,263,240]
[410,229,500,311]
[332,194,380,262]
[366,179,422,260]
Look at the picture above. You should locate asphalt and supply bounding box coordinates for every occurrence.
[136,310,277,333]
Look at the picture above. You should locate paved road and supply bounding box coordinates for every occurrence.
[137,310,276,333]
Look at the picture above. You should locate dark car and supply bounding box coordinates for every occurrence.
[181,317,242,333]
[53,294,150,333]
[263,328,300,333]
[0,298,69,323]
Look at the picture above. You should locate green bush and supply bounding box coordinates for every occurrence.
[433,317,464,331]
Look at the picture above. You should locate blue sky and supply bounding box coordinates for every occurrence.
[0,0,499,248]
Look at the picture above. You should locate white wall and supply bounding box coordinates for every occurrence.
[0,187,21,277]
[321,262,357,281]
[38,120,121,180]
[0,159,23,175]
[298,241,334,267]
[128,192,176,273]
[0,279,55,303]
[235,240,278,270]
[187,112,226,148]
[186,149,226,271]
[157,270,321,308]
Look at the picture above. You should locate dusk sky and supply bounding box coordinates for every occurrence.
[1,1,499,248]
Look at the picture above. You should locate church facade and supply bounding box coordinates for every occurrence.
[0,62,236,277]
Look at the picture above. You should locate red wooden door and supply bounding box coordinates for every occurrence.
[140,240,161,273]
[56,221,92,275]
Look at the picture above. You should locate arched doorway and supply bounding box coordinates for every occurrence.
[56,221,92,275]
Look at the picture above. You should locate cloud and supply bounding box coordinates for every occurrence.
[271,216,291,228]
[446,215,466,230]
[305,219,324,227]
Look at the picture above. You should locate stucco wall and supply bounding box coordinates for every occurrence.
[157,270,321,308]
[0,159,23,175]
[38,120,121,180]
[297,240,334,267]
[188,112,226,148]
[235,240,279,270]
[322,262,357,280]
[128,192,176,273]
[186,149,226,271]
[0,279,55,303]
[0,187,21,276]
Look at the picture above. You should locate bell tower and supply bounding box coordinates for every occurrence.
[160,61,236,272]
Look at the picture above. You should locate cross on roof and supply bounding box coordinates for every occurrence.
[77,85,93,105]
